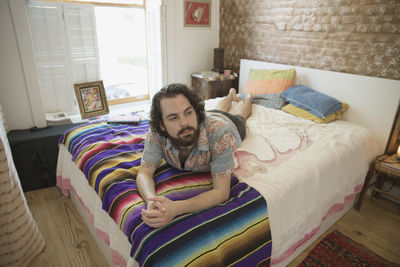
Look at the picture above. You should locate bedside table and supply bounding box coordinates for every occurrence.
[355,154,400,209]
[191,74,237,100]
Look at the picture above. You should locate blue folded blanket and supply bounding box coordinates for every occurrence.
[281,85,343,118]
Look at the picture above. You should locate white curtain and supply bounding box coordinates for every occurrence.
[0,107,45,266]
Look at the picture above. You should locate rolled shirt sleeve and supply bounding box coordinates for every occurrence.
[141,129,163,168]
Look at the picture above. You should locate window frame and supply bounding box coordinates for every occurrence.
[35,0,146,8]
[26,0,151,111]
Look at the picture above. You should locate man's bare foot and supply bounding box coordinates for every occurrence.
[228,88,240,102]
[238,94,253,120]
[245,93,253,103]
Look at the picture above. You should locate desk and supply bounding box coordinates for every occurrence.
[356,154,400,209]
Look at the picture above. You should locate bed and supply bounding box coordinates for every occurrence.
[56,59,400,266]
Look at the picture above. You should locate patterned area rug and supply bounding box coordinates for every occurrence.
[299,230,399,266]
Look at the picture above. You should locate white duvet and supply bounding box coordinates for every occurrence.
[206,99,379,264]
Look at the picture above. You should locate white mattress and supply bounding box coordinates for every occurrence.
[57,100,378,266]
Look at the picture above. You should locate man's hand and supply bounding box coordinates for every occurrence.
[141,173,231,228]
[145,199,165,213]
[141,196,178,228]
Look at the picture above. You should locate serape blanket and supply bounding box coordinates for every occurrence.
[59,120,272,266]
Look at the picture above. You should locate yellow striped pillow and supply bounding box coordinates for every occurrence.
[243,68,296,95]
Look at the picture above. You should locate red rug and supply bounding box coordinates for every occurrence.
[299,230,399,266]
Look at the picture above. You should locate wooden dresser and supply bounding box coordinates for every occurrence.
[191,74,237,100]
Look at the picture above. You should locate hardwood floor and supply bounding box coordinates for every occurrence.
[25,187,107,267]
[25,187,400,266]
[288,195,400,266]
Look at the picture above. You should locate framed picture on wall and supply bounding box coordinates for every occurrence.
[184,0,211,27]
[74,80,109,119]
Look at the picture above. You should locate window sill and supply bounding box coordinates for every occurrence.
[46,100,151,126]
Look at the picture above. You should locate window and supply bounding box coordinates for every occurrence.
[95,6,148,104]
[25,0,161,114]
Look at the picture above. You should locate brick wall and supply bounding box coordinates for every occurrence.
[220,0,400,80]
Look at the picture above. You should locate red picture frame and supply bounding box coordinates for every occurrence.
[184,0,211,27]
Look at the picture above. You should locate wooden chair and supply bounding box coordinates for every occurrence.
[355,99,400,210]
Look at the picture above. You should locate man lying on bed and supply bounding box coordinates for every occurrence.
[137,83,253,228]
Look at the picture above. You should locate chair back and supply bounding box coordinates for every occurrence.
[385,99,400,154]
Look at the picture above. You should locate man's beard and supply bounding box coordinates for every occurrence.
[167,126,200,148]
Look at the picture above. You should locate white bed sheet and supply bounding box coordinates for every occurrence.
[206,99,378,264]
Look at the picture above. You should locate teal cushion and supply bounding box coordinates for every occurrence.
[252,94,285,109]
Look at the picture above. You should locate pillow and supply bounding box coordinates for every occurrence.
[280,85,342,118]
[282,102,349,123]
[243,68,296,95]
[251,94,285,109]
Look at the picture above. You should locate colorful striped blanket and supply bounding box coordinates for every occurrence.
[60,120,272,266]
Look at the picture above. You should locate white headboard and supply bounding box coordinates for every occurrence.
[239,59,400,153]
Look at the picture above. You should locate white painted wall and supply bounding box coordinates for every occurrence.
[164,0,219,86]
[0,0,41,130]
[0,0,220,130]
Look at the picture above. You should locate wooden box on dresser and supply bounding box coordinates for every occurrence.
[191,74,237,100]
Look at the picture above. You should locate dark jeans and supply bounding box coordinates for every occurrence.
[208,110,246,140]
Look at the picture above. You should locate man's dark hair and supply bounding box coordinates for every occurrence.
[149,83,205,137]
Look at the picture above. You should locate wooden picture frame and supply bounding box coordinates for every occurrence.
[184,0,211,27]
[74,80,109,119]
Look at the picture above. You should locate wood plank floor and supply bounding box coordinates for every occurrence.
[25,187,107,267]
[25,187,400,266]
[288,195,400,266]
